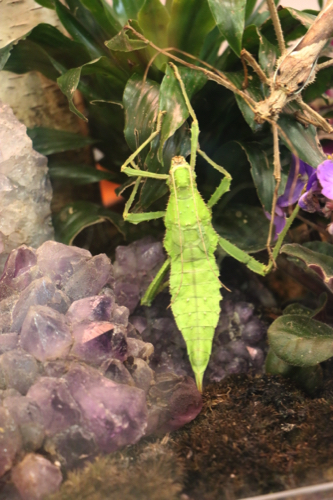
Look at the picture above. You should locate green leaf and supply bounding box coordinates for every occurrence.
[265,349,323,395]
[158,65,207,161]
[1,24,90,77]
[57,57,128,120]
[54,201,128,245]
[208,0,246,56]
[2,39,60,80]
[281,243,333,293]
[283,293,327,318]
[278,114,326,168]
[112,0,145,25]
[48,162,118,184]
[214,205,270,253]
[138,0,170,69]
[268,314,333,366]
[105,27,149,52]
[34,0,55,8]
[245,0,257,20]
[27,128,96,155]
[78,0,122,37]
[123,74,160,154]
[54,0,106,59]
[226,70,263,131]
[261,7,315,46]
[236,141,275,212]
[168,0,215,56]
[258,33,279,77]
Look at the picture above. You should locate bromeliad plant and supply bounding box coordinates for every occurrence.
[2,0,333,388]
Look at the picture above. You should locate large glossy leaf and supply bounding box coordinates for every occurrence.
[57,57,128,121]
[268,314,333,366]
[54,201,128,245]
[105,28,149,52]
[48,162,119,184]
[226,70,263,131]
[261,7,315,46]
[77,0,121,37]
[54,0,106,59]
[168,0,215,56]
[236,141,275,213]
[27,128,96,155]
[158,65,207,161]
[2,40,60,81]
[112,0,145,25]
[1,24,89,77]
[123,74,160,154]
[137,0,170,69]
[281,243,333,293]
[208,0,246,56]
[258,33,279,77]
[214,205,270,253]
[265,349,323,395]
[278,114,326,168]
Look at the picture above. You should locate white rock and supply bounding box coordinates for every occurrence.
[0,100,54,269]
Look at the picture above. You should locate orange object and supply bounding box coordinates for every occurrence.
[96,163,123,208]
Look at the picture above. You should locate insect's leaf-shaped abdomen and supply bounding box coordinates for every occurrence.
[164,159,221,390]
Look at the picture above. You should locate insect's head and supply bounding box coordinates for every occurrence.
[170,156,195,189]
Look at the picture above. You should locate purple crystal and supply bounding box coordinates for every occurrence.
[36,241,91,288]
[127,338,154,360]
[0,333,18,354]
[130,316,148,334]
[146,373,202,434]
[0,295,18,333]
[226,357,248,374]
[66,295,113,326]
[136,239,165,272]
[112,305,129,326]
[48,289,71,314]
[0,407,22,478]
[63,254,113,301]
[71,321,116,365]
[126,357,154,393]
[11,453,62,500]
[65,363,147,452]
[247,346,265,370]
[11,277,55,332]
[241,317,265,345]
[114,281,140,313]
[20,305,72,362]
[227,340,250,360]
[27,377,81,436]
[234,302,254,324]
[3,395,45,451]
[0,349,38,394]
[44,425,97,469]
[0,246,40,300]
[102,359,134,386]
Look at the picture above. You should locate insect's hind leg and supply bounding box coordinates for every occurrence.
[141,258,170,306]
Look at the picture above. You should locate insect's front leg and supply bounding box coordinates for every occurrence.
[295,96,333,134]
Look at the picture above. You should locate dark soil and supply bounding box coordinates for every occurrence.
[48,373,333,500]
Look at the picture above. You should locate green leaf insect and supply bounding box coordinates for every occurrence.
[121,63,299,392]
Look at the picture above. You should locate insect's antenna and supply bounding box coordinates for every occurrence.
[266,0,286,55]
[125,23,258,110]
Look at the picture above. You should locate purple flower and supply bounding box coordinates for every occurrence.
[267,157,314,238]
[298,158,333,233]
[318,160,333,199]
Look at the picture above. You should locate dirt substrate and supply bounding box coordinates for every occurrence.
[47,373,333,500]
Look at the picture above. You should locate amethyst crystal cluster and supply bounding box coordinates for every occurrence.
[0,238,202,499]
